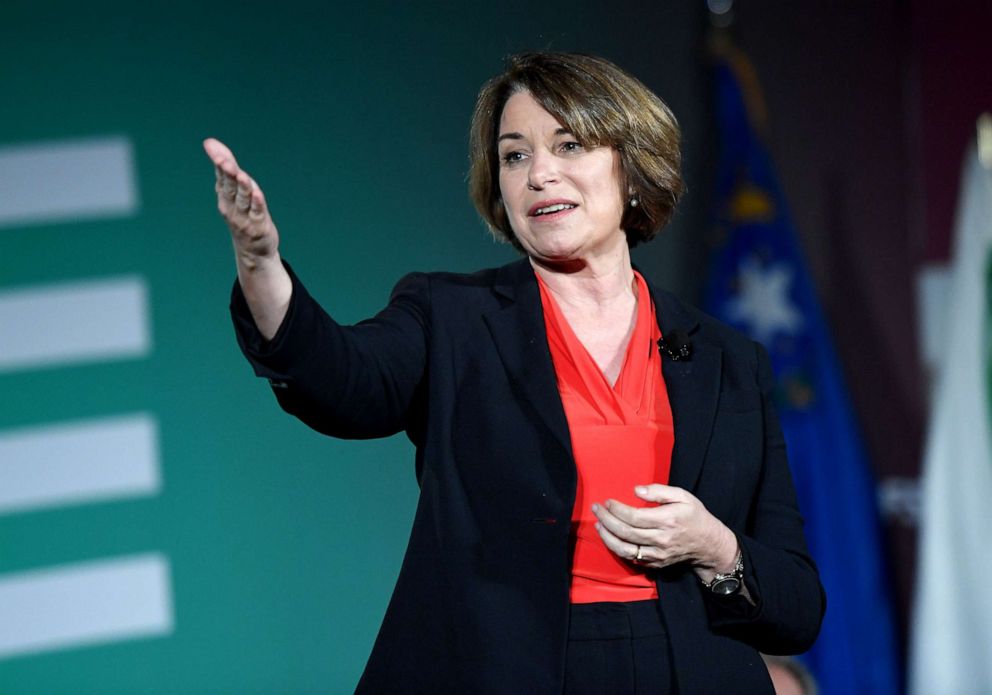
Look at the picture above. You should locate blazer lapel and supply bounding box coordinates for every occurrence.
[481,262,721,495]
[649,283,722,492]
[483,260,574,462]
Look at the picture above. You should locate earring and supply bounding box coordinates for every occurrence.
[629,198,639,207]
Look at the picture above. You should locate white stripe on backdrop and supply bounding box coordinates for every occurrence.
[0,137,138,228]
[0,554,174,659]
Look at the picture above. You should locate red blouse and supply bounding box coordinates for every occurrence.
[537,270,675,604]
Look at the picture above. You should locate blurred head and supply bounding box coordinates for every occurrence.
[469,52,684,253]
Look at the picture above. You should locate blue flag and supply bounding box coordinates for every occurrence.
[704,55,901,694]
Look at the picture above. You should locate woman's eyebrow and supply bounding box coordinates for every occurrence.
[497,127,573,143]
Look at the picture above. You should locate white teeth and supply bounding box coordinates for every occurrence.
[534,203,575,216]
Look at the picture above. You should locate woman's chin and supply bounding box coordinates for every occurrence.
[528,244,583,264]
[520,227,628,268]
[523,235,586,261]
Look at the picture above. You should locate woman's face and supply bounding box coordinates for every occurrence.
[497,91,626,264]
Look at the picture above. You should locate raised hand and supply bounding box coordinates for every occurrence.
[204,137,280,262]
[204,138,292,339]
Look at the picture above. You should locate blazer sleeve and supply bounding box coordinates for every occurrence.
[700,341,826,654]
[230,261,430,440]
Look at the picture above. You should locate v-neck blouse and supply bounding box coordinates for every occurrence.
[537,270,675,603]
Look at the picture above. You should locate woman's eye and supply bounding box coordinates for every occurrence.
[501,151,526,165]
[560,141,584,153]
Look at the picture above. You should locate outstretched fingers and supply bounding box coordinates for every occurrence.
[203,137,239,169]
[235,171,253,212]
[205,138,243,200]
[217,166,236,201]
[249,179,267,217]
[204,136,281,262]
[205,138,267,219]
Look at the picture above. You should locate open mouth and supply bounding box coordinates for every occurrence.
[530,202,577,217]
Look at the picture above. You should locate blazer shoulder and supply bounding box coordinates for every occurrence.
[409,258,530,309]
[418,265,502,291]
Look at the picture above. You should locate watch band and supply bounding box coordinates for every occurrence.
[703,550,744,596]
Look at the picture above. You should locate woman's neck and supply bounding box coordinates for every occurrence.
[530,242,637,313]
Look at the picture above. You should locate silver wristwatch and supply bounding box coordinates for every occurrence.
[704,551,744,596]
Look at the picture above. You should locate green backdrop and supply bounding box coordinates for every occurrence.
[0,2,708,692]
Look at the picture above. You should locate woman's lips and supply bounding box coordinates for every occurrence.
[528,200,579,219]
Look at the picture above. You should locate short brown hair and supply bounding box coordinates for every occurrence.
[468,52,684,251]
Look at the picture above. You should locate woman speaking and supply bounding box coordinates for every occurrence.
[206,52,824,695]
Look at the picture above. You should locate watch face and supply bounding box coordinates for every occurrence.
[711,577,741,596]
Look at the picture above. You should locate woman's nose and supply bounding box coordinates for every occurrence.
[527,149,559,190]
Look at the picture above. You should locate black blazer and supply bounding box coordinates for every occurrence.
[232,258,825,694]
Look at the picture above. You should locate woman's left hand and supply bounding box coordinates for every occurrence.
[592,484,739,583]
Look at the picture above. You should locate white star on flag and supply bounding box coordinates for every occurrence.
[724,256,804,345]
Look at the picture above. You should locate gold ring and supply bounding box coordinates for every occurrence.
[635,545,645,562]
